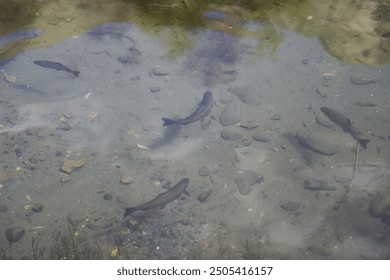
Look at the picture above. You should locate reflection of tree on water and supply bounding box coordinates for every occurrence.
[185,30,243,86]
[1,0,389,65]
[278,0,390,65]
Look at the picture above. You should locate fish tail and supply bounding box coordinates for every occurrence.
[358,138,369,149]
[124,207,136,218]
[72,71,80,78]
[161,117,178,126]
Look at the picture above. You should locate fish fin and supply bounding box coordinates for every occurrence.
[73,71,80,78]
[358,138,369,149]
[124,207,137,218]
[162,117,178,126]
[346,118,352,127]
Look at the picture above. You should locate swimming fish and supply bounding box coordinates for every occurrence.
[124,178,189,217]
[33,60,79,77]
[320,107,369,149]
[162,91,213,126]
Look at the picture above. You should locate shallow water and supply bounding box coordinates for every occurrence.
[0,0,389,259]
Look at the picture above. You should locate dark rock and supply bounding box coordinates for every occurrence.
[219,104,241,126]
[58,122,71,131]
[235,170,263,195]
[29,156,38,164]
[32,203,43,213]
[0,204,8,213]
[149,87,161,93]
[15,148,22,158]
[5,227,25,243]
[302,59,309,65]
[281,201,300,212]
[103,193,113,201]
[199,167,210,177]
[198,190,212,202]
[303,179,337,191]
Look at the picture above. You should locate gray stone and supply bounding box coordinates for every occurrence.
[219,104,241,126]
[152,67,169,76]
[253,131,271,142]
[199,166,210,177]
[281,201,300,212]
[103,193,113,201]
[228,87,261,106]
[308,244,332,256]
[221,128,243,141]
[350,74,379,85]
[198,190,212,203]
[296,130,339,156]
[235,170,263,195]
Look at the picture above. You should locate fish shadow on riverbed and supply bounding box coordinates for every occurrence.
[148,125,182,149]
[283,132,314,166]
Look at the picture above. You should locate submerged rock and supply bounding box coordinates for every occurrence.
[221,128,243,140]
[219,104,241,126]
[228,86,262,106]
[369,191,390,225]
[235,170,263,195]
[296,130,339,156]
[61,158,86,174]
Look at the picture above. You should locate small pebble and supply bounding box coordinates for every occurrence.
[4,74,17,83]
[61,158,86,174]
[271,114,281,121]
[149,87,161,93]
[32,203,44,213]
[120,174,134,185]
[58,122,71,131]
[301,59,309,65]
[103,193,113,201]
[197,190,212,203]
[199,167,210,177]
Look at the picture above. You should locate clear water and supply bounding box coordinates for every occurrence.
[0,0,389,259]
